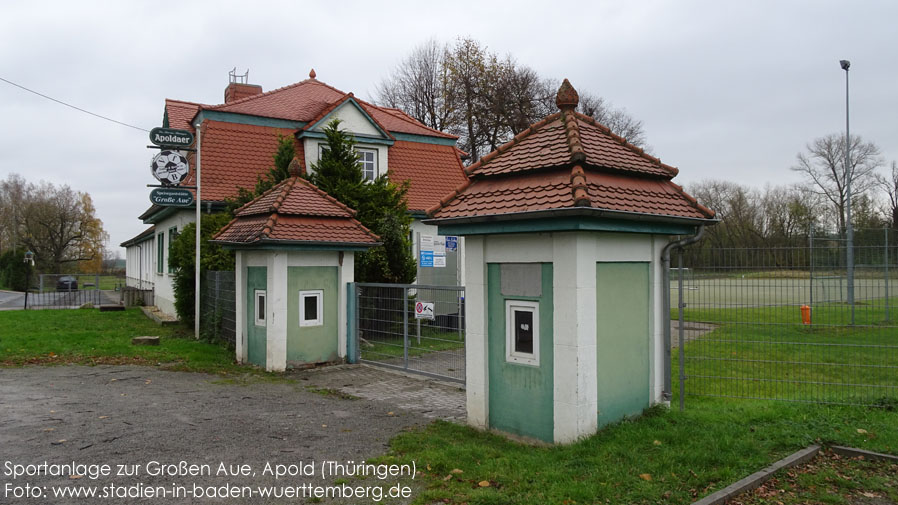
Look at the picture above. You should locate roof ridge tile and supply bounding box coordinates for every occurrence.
[573,111,680,177]
[562,110,586,163]
[570,164,591,207]
[464,112,562,176]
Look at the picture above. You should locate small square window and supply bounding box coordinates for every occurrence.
[254,290,266,327]
[505,300,539,366]
[299,290,323,327]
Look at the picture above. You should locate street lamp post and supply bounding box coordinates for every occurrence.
[840,59,855,325]
[23,250,34,310]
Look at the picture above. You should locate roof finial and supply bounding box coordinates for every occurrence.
[555,78,579,110]
[288,157,303,177]
[309,68,317,79]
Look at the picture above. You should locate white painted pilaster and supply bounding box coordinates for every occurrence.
[234,251,246,363]
[267,252,288,372]
[337,252,355,358]
[464,236,489,429]
[552,232,598,443]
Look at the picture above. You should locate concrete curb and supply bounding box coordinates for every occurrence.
[831,445,898,463]
[691,445,820,505]
[139,306,178,326]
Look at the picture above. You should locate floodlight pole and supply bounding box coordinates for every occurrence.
[840,59,855,325]
[194,123,202,339]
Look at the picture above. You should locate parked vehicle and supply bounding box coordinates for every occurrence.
[56,276,78,291]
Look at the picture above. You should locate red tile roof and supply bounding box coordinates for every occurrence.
[179,121,304,202]
[387,141,469,212]
[164,99,203,132]
[206,78,455,139]
[152,77,466,217]
[429,79,714,223]
[213,177,379,247]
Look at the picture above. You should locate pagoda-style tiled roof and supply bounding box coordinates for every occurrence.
[428,79,715,224]
[212,176,380,248]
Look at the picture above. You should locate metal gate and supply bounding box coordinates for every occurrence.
[350,283,465,383]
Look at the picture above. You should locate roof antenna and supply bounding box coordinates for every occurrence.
[229,68,250,84]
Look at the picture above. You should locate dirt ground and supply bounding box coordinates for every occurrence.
[0,365,456,504]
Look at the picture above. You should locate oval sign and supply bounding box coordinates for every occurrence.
[149,188,194,207]
[149,127,194,148]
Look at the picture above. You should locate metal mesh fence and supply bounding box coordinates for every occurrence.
[678,234,898,407]
[355,283,465,383]
[201,271,236,347]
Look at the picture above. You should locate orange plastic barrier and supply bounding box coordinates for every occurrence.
[800,305,811,325]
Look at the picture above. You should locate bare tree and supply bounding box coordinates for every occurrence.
[791,133,884,235]
[876,160,898,229]
[375,39,457,133]
[577,91,647,148]
[375,37,649,163]
[0,173,27,253]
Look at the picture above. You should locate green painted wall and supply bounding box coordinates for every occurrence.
[596,262,651,426]
[246,266,267,368]
[286,266,339,365]
[487,263,554,442]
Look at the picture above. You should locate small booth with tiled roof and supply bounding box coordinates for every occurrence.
[212,174,379,372]
[425,80,716,444]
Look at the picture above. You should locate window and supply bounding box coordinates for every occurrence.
[316,145,377,181]
[167,226,179,274]
[505,300,539,366]
[254,290,266,326]
[299,290,323,327]
[357,148,377,181]
[156,233,164,274]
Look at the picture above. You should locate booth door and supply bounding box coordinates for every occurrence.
[487,263,554,443]
[246,266,267,368]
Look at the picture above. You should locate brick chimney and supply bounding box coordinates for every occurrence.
[224,68,262,104]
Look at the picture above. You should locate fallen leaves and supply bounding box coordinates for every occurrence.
[639,473,653,481]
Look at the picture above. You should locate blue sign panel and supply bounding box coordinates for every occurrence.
[420,251,434,268]
[445,236,458,252]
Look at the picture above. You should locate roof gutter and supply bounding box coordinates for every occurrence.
[660,224,705,407]
[423,206,717,227]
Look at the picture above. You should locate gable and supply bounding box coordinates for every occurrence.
[311,100,387,139]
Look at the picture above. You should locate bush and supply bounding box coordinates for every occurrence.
[0,249,29,291]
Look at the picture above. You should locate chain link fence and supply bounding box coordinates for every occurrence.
[354,283,465,383]
[201,270,236,347]
[677,230,898,407]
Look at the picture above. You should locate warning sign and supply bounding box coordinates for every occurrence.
[414,301,435,320]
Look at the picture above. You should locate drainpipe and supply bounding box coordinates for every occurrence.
[661,225,705,404]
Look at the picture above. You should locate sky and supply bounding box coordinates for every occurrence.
[1,0,896,254]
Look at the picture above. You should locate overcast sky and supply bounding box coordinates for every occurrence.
[1,0,896,253]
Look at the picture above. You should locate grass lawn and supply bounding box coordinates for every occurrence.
[730,449,898,505]
[0,307,247,374]
[373,398,898,505]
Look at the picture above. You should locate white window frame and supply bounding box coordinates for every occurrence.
[356,148,377,181]
[505,300,539,366]
[254,290,266,327]
[299,290,324,327]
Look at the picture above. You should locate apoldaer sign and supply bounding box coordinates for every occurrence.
[149,127,194,148]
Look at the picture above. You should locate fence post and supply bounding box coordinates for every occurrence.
[403,286,409,370]
[346,282,358,364]
[809,224,814,312]
[678,250,686,411]
[886,228,890,322]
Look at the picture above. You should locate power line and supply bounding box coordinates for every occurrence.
[0,76,150,133]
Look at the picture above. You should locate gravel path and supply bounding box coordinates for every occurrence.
[0,365,445,504]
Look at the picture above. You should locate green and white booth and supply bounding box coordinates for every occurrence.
[213,176,380,372]
[425,79,716,443]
